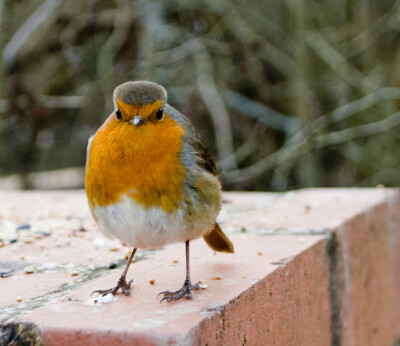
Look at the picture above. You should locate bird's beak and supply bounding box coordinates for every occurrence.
[131,115,144,126]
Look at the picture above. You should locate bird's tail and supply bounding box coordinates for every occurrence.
[203,223,234,253]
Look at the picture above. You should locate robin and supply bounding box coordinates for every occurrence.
[85,81,234,302]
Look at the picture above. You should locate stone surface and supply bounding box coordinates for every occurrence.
[0,188,399,345]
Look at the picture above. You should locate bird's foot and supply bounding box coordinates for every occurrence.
[158,279,200,303]
[92,275,132,296]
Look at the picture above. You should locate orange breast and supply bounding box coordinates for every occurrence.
[85,115,186,212]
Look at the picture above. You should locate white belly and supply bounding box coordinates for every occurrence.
[92,194,215,249]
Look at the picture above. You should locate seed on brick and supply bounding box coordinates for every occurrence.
[257,251,263,256]
[172,259,179,263]
[23,237,34,244]
[71,271,79,276]
[16,296,23,302]
[24,266,34,274]
[149,279,155,285]
[211,276,221,280]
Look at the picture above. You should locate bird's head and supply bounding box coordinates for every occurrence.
[113,81,167,126]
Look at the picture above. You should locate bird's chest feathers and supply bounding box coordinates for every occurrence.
[86,118,186,211]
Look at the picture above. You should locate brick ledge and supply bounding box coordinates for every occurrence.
[0,188,399,345]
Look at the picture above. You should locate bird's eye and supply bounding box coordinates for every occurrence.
[116,109,122,120]
[156,108,163,120]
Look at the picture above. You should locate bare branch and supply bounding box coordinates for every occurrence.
[337,0,399,59]
[0,95,88,112]
[222,89,302,134]
[223,137,310,184]
[96,0,132,110]
[331,87,400,122]
[241,9,297,54]
[153,38,229,65]
[225,12,296,77]
[223,111,400,184]
[193,47,237,171]
[37,95,88,109]
[0,100,7,113]
[96,0,132,78]
[306,31,377,93]
[316,111,400,148]
[218,123,266,167]
[287,87,400,146]
[2,0,62,68]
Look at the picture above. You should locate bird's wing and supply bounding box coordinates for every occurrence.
[190,131,218,177]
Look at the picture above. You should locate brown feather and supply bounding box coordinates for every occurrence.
[203,223,234,253]
[194,137,218,176]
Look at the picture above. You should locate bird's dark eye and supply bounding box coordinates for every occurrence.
[116,109,122,120]
[156,108,163,120]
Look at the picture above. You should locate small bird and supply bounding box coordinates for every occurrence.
[85,81,234,302]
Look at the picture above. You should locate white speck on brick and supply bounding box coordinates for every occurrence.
[133,319,165,329]
[85,293,117,305]
[93,237,106,248]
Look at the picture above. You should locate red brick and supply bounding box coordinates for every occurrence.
[333,192,400,346]
[0,188,399,345]
[23,234,328,345]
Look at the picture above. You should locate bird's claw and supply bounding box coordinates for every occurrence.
[158,280,200,303]
[92,277,133,297]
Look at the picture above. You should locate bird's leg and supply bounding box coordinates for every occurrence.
[158,240,200,302]
[92,248,137,296]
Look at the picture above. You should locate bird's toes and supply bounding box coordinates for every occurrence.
[191,281,200,291]
[121,286,132,296]
[91,289,112,296]
[159,289,187,303]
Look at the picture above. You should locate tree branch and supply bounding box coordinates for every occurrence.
[2,0,62,68]
[193,47,237,171]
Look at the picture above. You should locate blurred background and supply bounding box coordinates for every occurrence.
[0,0,399,191]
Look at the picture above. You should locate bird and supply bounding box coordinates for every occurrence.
[85,81,234,302]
